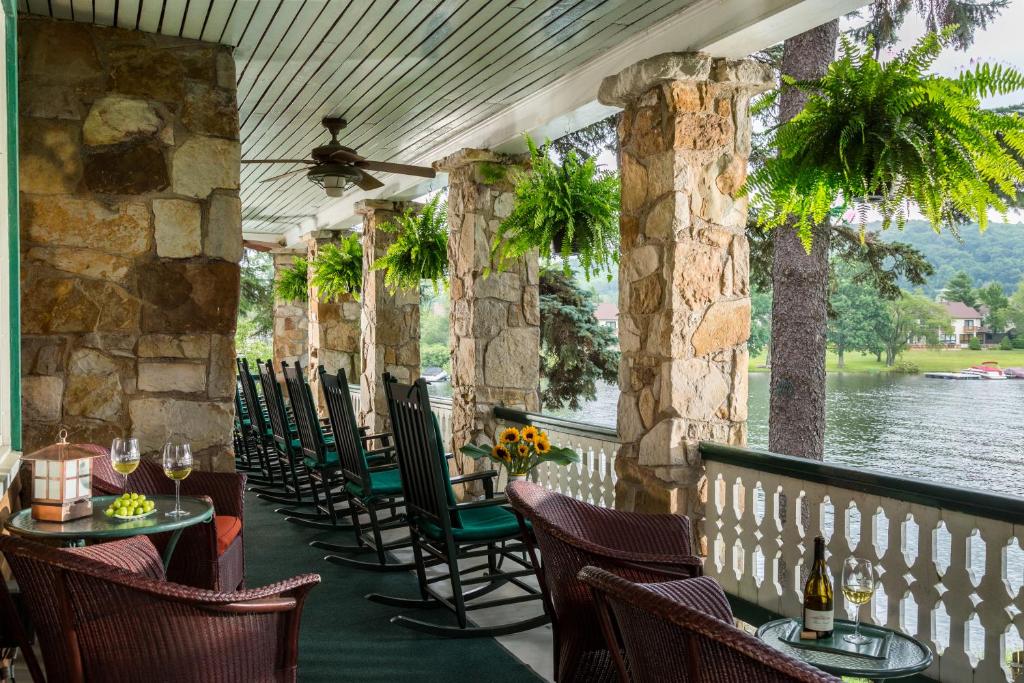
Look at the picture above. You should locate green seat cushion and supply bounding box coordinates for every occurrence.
[422,504,523,542]
[345,467,402,501]
[303,447,339,470]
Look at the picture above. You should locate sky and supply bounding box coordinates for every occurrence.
[869,0,1024,109]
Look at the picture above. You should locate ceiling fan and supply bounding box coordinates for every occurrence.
[241,117,436,197]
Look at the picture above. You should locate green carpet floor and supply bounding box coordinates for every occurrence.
[243,488,545,682]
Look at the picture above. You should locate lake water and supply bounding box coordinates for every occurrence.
[540,372,1024,497]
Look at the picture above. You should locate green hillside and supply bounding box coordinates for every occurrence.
[880,220,1024,296]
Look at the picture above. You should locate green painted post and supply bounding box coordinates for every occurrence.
[3,0,19,452]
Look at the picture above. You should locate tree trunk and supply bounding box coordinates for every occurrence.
[768,21,839,462]
[836,345,844,369]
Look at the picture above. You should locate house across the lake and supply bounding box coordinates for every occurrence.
[594,302,618,331]
[940,301,984,347]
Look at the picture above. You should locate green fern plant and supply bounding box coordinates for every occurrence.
[310,234,362,301]
[745,29,1024,250]
[372,194,449,293]
[492,134,620,281]
[274,257,308,303]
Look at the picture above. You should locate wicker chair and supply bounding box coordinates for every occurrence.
[579,567,842,683]
[506,480,703,681]
[92,455,246,592]
[0,535,318,683]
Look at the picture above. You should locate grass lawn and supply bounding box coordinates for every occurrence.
[749,348,1024,373]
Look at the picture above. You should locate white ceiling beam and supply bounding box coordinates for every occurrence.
[284,0,866,247]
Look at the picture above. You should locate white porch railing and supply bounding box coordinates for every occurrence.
[702,441,1024,683]
[494,408,618,508]
[348,384,453,446]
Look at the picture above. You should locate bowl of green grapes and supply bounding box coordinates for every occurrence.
[105,493,156,520]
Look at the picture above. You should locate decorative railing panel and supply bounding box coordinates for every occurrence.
[494,408,618,508]
[701,442,1024,683]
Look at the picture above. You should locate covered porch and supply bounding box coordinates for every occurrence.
[2,0,1014,681]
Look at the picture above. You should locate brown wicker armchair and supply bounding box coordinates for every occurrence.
[92,455,245,591]
[0,535,319,683]
[506,480,703,682]
[579,567,841,683]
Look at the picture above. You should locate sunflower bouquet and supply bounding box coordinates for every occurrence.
[461,425,579,477]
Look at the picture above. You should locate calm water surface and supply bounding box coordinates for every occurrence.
[546,373,1024,497]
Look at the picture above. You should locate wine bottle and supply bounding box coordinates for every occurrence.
[802,535,834,638]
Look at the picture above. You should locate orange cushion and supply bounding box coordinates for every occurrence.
[214,515,242,556]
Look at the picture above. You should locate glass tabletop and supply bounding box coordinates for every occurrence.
[757,619,933,679]
[5,495,214,541]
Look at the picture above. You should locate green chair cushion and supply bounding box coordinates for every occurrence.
[302,447,339,470]
[346,468,402,501]
[422,504,523,542]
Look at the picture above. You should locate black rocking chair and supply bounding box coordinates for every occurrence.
[253,359,316,512]
[367,374,550,637]
[239,357,288,490]
[310,367,411,570]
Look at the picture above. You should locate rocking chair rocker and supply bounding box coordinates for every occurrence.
[366,374,550,637]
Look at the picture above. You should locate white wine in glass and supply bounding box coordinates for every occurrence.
[110,437,140,491]
[842,557,876,644]
[162,438,193,518]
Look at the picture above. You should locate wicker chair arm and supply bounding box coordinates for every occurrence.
[200,596,298,614]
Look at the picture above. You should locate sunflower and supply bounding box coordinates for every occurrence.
[517,443,529,457]
[492,445,510,459]
[521,426,539,442]
[500,427,520,444]
[535,437,551,454]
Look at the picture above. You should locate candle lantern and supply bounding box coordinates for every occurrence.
[24,430,105,522]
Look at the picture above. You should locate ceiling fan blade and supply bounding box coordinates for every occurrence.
[355,170,385,192]
[242,159,315,164]
[358,160,436,178]
[329,148,365,163]
[259,167,311,183]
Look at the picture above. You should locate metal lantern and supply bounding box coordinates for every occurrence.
[23,431,105,522]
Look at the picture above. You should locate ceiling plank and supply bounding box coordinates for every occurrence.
[50,0,73,20]
[234,0,309,95]
[180,0,212,39]
[219,0,258,46]
[136,0,164,33]
[115,0,141,29]
[199,0,233,43]
[93,0,116,25]
[158,0,186,36]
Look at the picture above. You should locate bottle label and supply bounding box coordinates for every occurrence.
[804,609,833,632]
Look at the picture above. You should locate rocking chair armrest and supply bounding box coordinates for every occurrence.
[357,425,369,433]
[359,431,391,442]
[365,445,396,457]
[368,462,400,473]
[449,470,498,484]
[453,496,509,512]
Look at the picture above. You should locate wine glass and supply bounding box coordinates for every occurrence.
[110,437,140,491]
[162,437,193,518]
[842,556,876,644]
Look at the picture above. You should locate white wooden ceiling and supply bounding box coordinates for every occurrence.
[19,0,866,241]
[19,0,705,237]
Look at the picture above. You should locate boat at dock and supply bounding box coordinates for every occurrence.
[1006,367,1024,379]
[924,372,980,380]
[960,362,1008,380]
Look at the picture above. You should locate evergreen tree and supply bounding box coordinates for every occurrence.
[539,267,619,411]
[977,281,1011,332]
[944,271,978,306]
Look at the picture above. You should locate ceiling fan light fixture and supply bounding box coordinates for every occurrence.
[306,164,362,197]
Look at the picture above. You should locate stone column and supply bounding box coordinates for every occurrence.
[272,252,309,369]
[435,149,540,477]
[306,231,360,414]
[598,54,772,516]
[18,17,242,470]
[356,200,421,433]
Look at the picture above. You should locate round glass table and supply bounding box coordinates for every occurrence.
[5,495,214,568]
[756,619,933,682]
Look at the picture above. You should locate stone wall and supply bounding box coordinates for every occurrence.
[357,200,421,433]
[598,54,771,517]
[272,252,308,369]
[306,231,360,413]
[18,18,241,470]
[435,149,539,482]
